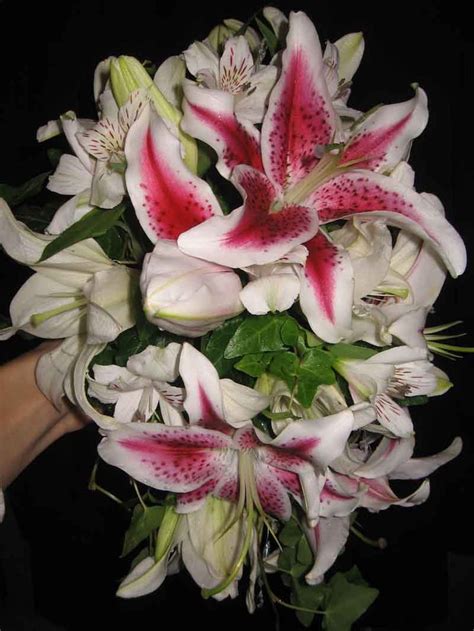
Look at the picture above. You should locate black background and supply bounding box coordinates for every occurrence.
[0,1,473,629]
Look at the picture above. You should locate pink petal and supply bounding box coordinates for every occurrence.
[312,170,466,277]
[353,435,415,479]
[178,165,319,268]
[261,11,336,191]
[176,476,222,513]
[125,105,221,243]
[255,461,292,521]
[319,473,360,518]
[179,344,230,433]
[299,232,354,343]
[182,82,263,177]
[266,409,354,470]
[360,476,430,511]
[341,88,428,172]
[98,422,232,492]
[272,468,303,501]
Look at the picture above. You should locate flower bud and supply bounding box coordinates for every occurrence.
[141,241,243,337]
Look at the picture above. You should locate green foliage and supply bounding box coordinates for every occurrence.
[0,172,50,207]
[234,352,275,377]
[203,315,245,377]
[39,204,127,261]
[322,569,379,631]
[327,343,378,361]
[255,16,278,56]
[12,201,59,232]
[296,349,335,408]
[196,140,217,177]
[397,395,429,407]
[225,314,299,358]
[121,504,165,557]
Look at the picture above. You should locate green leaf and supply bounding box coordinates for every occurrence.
[278,520,302,547]
[397,395,429,407]
[47,148,63,168]
[291,582,326,628]
[92,345,116,366]
[277,546,296,573]
[280,317,301,347]
[0,172,50,207]
[39,204,127,261]
[204,315,245,377]
[296,535,313,566]
[95,225,127,260]
[13,201,58,232]
[323,570,379,631]
[234,352,273,377]
[224,314,292,358]
[327,343,378,361]
[121,504,165,557]
[268,351,299,389]
[255,16,278,57]
[297,348,335,408]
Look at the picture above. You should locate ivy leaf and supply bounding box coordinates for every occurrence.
[94,225,127,260]
[280,317,300,347]
[327,343,378,361]
[278,520,302,547]
[0,172,50,207]
[224,315,293,358]
[234,352,274,377]
[204,315,245,377]
[268,351,299,390]
[121,504,165,557]
[397,395,429,407]
[291,581,326,628]
[297,348,335,408]
[296,535,313,567]
[39,204,127,261]
[114,328,147,366]
[322,570,379,631]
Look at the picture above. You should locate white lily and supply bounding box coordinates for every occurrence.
[140,240,243,337]
[204,18,261,55]
[183,35,277,125]
[0,200,137,344]
[88,343,184,424]
[333,346,451,437]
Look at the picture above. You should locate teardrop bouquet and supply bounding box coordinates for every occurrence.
[0,7,468,629]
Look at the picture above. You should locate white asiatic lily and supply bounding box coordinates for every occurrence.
[333,346,451,437]
[184,35,277,124]
[88,343,184,424]
[0,200,137,344]
[204,18,261,55]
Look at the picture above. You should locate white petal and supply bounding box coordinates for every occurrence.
[183,41,219,82]
[127,343,181,382]
[389,437,462,480]
[240,273,300,315]
[335,32,365,83]
[305,516,350,585]
[373,393,414,437]
[37,119,61,142]
[47,155,92,195]
[117,555,168,599]
[90,161,125,209]
[154,56,186,108]
[220,379,270,427]
[354,435,415,479]
[46,192,94,235]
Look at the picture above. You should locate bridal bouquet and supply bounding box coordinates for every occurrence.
[0,7,468,629]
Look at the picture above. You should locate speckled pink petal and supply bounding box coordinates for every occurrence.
[176,476,223,513]
[299,232,354,343]
[254,461,292,521]
[319,474,360,518]
[178,165,319,268]
[261,11,336,191]
[182,82,263,178]
[125,104,221,243]
[341,88,428,172]
[360,476,430,511]
[312,170,466,277]
[98,422,232,493]
[179,344,231,434]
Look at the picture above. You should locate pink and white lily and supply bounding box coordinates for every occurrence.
[176,11,465,343]
[88,343,184,424]
[98,343,354,526]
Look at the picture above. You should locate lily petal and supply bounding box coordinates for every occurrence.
[389,437,462,479]
[98,422,232,492]
[360,477,430,511]
[314,170,466,277]
[182,81,263,178]
[373,393,414,437]
[47,155,92,196]
[341,88,428,172]
[126,343,181,383]
[261,11,337,191]
[117,555,168,598]
[305,516,350,585]
[178,165,319,268]
[353,435,415,479]
[36,335,84,410]
[299,231,354,342]
[220,379,270,427]
[240,273,301,315]
[125,104,221,243]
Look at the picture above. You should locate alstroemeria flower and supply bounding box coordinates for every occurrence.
[98,344,354,525]
[177,11,465,343]
[88,343,184,424]
[140,240,243,337]
[333,346,451,437]
[184,35,277,124]
[0,200,137,344]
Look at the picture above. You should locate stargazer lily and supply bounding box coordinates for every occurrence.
[98,343,354,526]
[175,11,465,342]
